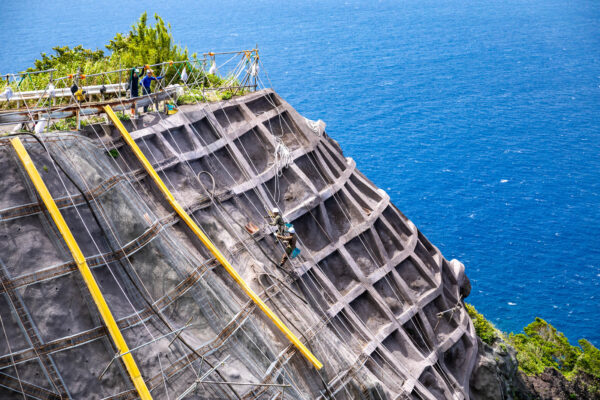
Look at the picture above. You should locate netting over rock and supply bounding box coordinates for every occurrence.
[0,90,477,399]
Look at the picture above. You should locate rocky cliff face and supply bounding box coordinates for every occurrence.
[470,336,525,400]
[0,90,480,399]
[470,335,600,400]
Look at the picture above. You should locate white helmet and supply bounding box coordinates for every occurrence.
[272,208,280,214]
[288,227,295,234]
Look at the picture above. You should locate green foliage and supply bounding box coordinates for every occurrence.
[466,303,498,345]
[507,317,600,378]
[1,12,246,113]
[3,12,198,94]
[176,88,206,105]
[467,306,600,382]
[108,149,120,158]
[220,90,233,100]
[31,45,106,76]
[50,117,78,131]
[106,12,190,68]
[116,112,130,121]
[576,339,600,378]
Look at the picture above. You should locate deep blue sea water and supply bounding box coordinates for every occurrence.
[1,0,598,344]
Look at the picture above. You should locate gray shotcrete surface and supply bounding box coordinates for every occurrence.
[0,90,476,399]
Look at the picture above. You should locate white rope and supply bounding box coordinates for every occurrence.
[249,60,259,78]
[256,68,461,396]
[47,83,56,99]
[274,139,292,177]
[273,138,292,201]
[0,297,27,399]
[208,59,217,75]
[304,117,325,137]
[181,67,188,83]
[34,117,48,134]
[1,86,13,101]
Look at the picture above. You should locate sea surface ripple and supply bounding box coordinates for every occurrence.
[0,0,598,344]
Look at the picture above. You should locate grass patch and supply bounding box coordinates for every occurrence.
[466,303,499,345]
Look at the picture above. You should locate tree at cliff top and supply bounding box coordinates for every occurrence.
[466,305,600,379]
[105,12,190,70]
[507,317,600,378]
[30,12,191,77]
[1,12,199,94]
[2,13,239,102]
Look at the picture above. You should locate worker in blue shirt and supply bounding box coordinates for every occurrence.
[141,69,163,112]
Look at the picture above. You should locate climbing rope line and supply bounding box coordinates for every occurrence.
[254,70,462,396]
[98,72,303,398]
[0,53,462,396]
[0,297,27,400]
[125,65,360,397]
[63,81,244,400]
[108,66,392,399]
[247,70,456,395]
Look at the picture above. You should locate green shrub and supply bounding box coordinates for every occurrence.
[507,317,600,378]
[50,117,78,131]
[220,90,233,100]
[465,303,498,345]
[465,307,600,380]
[576,339,600,378]
[176,88,207,105]
[116,112,130,121]
[2,13,215,94]
[0,12,245,116]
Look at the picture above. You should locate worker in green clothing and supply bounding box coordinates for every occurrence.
[268,208,286,235]
[276,226,297,266]
[127,68,140,115]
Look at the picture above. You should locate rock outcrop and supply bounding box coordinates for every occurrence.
[469,330,600,400]
[470,336,527,400]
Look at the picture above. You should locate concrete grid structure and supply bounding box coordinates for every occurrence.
[0,89,477,399]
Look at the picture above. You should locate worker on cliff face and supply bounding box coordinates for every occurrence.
[276,226,297,267]
[268,208,286,236]
[140,68,164,112]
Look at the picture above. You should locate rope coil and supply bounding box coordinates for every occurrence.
[274,138,292,177]
[304,117,325,136]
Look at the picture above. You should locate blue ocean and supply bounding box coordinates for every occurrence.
[1,0,598,344]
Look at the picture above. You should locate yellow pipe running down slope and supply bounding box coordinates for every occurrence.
[10,137,153,400]
[103,105,323,370]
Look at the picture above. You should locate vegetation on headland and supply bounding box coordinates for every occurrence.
[466,303,600,379]
[1,12,246,104]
